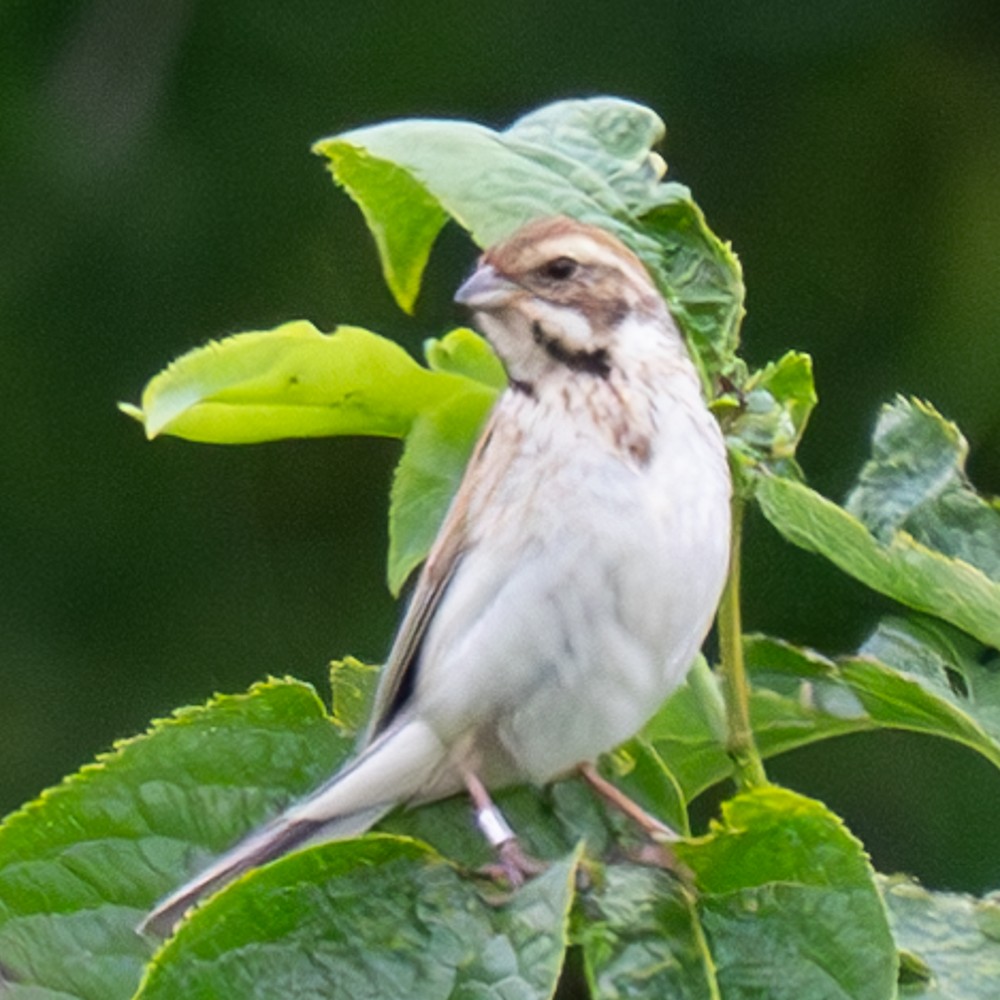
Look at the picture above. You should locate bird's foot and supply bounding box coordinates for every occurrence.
[494,837,547,887]
[478,837,547,888]
[464,771,547,888]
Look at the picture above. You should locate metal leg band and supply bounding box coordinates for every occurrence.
[476,802,516,847]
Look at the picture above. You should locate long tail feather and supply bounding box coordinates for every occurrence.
[138,719,446,936]
[138,806,387,937]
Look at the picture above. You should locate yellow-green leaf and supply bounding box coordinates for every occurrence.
[122,320,471,444]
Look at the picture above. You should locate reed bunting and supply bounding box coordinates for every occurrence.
[142,216,732,934]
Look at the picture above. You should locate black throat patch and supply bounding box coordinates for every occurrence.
[531,322,611,379]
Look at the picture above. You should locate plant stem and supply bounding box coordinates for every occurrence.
[718,492,767,789]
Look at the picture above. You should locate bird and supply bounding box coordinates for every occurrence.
[140,215,732,936]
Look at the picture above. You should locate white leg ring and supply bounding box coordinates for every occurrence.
[476,802,516,847]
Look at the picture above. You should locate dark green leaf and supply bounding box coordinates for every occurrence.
[750,626,1000,770]
[643,649,869,803]
[0,680,348,1000]
[756,474,1000,648]
[136,838,579,1000]
[378,784,579,876]
[576,865,715,1000]
[845,397,1000,581]
[881,875,1000,997]
[645,616,1000,803]
[858,616,1000,733]
[393,768,674,881]
[601,738,690,837]
[632,193,743,381]
[641,677,736,804]
[578,789,898,999]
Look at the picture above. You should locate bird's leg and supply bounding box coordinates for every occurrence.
[579,762,679,841]
[579,762,693,875]
[464,771,545,887]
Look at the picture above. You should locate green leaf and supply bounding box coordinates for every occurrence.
[393,741,681,874]
[119,320,485,444]
[128,100,746,587]
[328,656,381,736]
[858,617,1000,737]
[677,786,897,1000]
[847,618,1000,765]
[0,679,348,1000]
[323,143,449,314]
[635,194,743,381]
[642,636,873,802]
[644,614,1000,802]
[318,98,662,256]
[135,839,579,1000]
[746,623,1000,769]
[756,474,1000,648]
[381,766,668,880]
[314,97,744,378]
[388,383,494,595]
[724,351,817,476]
[422,326,507,390]
[845,397,1000,581]
[578,789,897,999]
[6,663,969,1000]
[576,865,716,1000]
[379,784,581,875]
[641,677,738,804]
[602,737,690,837]
[881,875,1000,998]
[121,322,500,591]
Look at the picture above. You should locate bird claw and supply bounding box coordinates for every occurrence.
[479,838,547,888]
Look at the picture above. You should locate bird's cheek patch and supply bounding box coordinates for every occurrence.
[529,302,593,350]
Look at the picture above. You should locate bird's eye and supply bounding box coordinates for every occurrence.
[541,256,578,281]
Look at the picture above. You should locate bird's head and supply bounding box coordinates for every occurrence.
[455,217,677,387]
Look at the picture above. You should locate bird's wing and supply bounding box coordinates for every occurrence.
[363,403,504,741]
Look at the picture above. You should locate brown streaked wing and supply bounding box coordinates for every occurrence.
[362,403,504,742]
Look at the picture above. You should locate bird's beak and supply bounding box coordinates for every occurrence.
[454,264,519,311]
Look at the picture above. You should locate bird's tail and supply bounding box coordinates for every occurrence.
[139,718,446,937]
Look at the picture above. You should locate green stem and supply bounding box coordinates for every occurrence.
[718,493,767,789]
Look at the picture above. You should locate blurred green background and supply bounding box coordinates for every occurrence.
[3,1,999,892]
